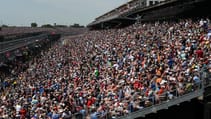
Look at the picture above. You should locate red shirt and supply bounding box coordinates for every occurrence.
[200,36,205,43]
[87,99,93,108]
[133,81,140,89]
[195,50,203,58]
[19,109,26,117]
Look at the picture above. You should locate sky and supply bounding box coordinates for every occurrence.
[0,0,127,26]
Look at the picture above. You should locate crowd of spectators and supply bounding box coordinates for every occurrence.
[0,18,211,119]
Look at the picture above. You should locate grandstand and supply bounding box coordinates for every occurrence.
[91,0,165,23]
[87,0,211,119]
[88,0,211,29]
[0,27,86,68]
[88,0,165,29]
[0,0,211,119]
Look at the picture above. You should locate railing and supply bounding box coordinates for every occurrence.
[116,70,211,119]
[117,87,204,119]
[70,70,211,119]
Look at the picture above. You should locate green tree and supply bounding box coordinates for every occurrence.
[1,24,8,27]
[41,24,53,28]
[31,22,38,27]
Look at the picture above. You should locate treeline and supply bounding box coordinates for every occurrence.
[31,23,85,28]
[0,23,85,28]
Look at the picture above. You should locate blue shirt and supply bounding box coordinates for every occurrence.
[193,76,200,84]
[52,113,60,119]
[90,112,99,119]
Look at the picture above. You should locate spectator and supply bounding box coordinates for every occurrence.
[0,18,210,119]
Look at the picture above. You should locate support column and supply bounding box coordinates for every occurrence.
[204,102,211,119]
[101,22,104,29]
